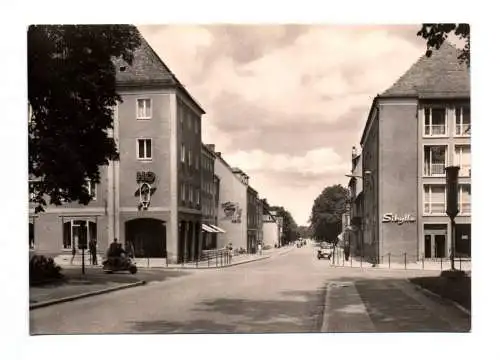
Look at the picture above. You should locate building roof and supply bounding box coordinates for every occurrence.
[381,41,470,99]
[114,33,205,114]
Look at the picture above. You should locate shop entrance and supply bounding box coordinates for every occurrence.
[424,224,447,258]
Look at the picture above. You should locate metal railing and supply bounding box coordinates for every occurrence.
[424,163,446,176]
[425,124,446,136]
[330,249,471,272]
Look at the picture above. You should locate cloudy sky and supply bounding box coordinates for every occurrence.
[137,25,427,225]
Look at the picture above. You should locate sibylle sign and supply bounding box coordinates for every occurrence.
[382,213,416,225]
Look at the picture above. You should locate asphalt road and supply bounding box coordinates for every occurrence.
[30,244,470,334]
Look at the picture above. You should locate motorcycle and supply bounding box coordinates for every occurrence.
[103,255,138,274]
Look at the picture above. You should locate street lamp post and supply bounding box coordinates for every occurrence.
[445,166,460,271]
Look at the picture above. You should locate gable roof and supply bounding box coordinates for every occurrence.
[381,41,470,99]
[115,35,177,85]
[115,33,205,114]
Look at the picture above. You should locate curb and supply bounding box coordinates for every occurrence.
[30,280,146,310]
[406,279,471,316]
[320,283,333,332]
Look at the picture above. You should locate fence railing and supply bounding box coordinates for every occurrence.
[330,248,471,272]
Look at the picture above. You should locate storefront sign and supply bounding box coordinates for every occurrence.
[221,201,242,223]
[135,171,157,210]
[136,171,156,184]
[382,213,416,225]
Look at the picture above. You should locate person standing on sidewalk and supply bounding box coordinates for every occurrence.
[258,242,263,256]
[89,238,98,265]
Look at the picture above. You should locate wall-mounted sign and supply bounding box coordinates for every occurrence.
[221,201,242,223]
[136,171,156,184]
[135,171,157,210]
[382,213,416,225]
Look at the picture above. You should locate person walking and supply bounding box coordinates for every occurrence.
[89,238,98,265]
[70,241,77,265]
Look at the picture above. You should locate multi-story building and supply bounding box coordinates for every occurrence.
[360,42,470,263]
[256,198,264,247]
[200,144,225,250]
[214,151,249,251]
[29,35,207,264]
[346,146,364,256]
[262,201,280,247]
[247,186,259,253]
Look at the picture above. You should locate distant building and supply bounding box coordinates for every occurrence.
[360,42,470,263]
[200,144,224,250]
[247,186,259,253]
[214,150,249,251]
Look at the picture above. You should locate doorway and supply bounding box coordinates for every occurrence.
[423,224,447,259]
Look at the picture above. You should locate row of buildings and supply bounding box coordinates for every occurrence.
[28,34,284,265]
[344,42,471,263]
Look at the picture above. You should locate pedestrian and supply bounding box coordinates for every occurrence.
[89,238,98,265]
[70,241,77,265]
[258,242,263,256]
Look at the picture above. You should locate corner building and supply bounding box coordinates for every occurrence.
[360,42,471,263]
[29,36,206,265]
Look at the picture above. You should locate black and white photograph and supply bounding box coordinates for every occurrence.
[26,23,472,335]
[3,3,498,358]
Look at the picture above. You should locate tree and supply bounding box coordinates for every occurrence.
[28,25,142,213]
[309,185,349,244]
[417,23,470,66]
[269,205,299,245]
[297,225,313,239]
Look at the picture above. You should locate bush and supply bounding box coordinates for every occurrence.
[29,255,63,284]
[441,269,467,279]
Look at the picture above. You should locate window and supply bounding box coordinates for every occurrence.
[196,189,200,205]
[180,183,186,202]
[188,149,192,166]
[137,99,152,120]
[424,108,446,136]
[195,155,199,169]
[424,185,446,214]
[86,180,97,200]
[189,185,193,203]
[459,184,471,214]
[62,220,97,249]
[187,113,192,130]
[194,118,199,134]
[181,143,186,163]
[137,139,152,160]
[455,106,471,136]
[454,145,471,177]
[424,145,447,176]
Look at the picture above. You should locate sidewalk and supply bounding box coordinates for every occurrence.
[141,245,295,269]
[30,267,192,309]
[330,252,471,272]
[31,246,296,309]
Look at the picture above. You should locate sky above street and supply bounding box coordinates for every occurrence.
[138,24,427,225]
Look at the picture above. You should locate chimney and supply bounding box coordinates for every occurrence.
[206,144,215,152]
[352,146,357,159]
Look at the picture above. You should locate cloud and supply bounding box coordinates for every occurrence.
[137,24,427,224]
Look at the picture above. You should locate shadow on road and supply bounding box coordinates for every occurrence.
[128,273,470,334]
[128,287,327,333]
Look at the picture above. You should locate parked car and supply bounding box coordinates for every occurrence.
[317,242,334,260]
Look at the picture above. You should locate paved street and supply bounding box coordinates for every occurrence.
[30,244,470,334]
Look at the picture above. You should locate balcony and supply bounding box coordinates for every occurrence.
[424,163,446,176]
[425,124,446,136]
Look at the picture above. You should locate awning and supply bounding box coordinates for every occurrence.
[209,224,226,233]
[202,224,216,233]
